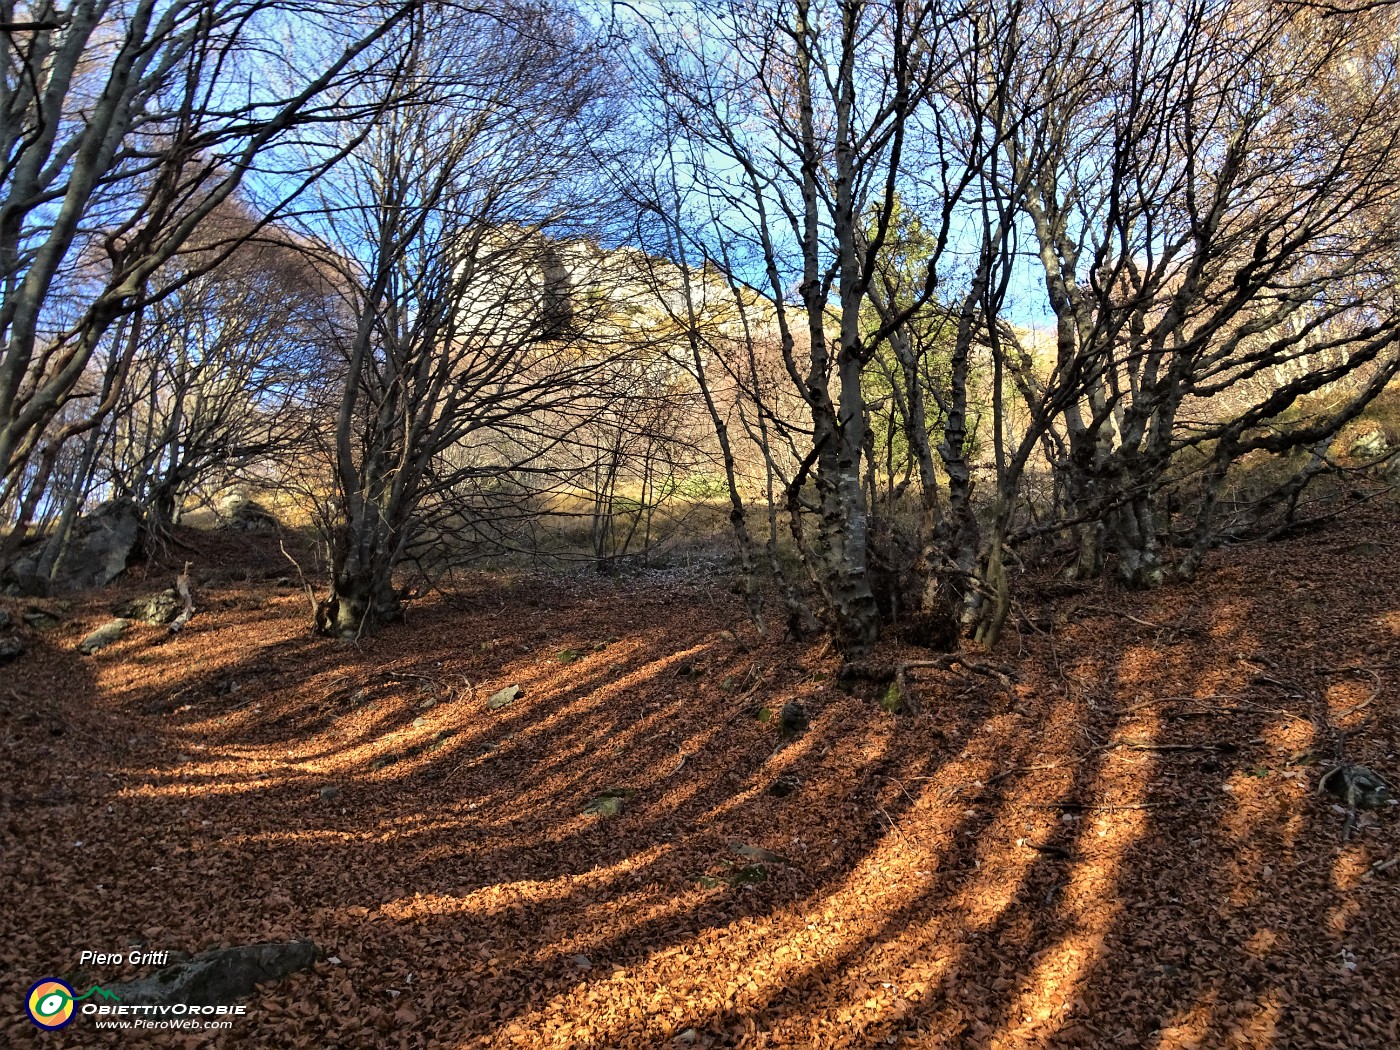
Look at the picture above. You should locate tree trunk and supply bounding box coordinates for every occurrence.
[317,563,402,638]
[1109,491,1165,588]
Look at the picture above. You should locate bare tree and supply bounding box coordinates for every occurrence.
[0,0,417,555]
[632,0,1400,655]
[304,1,621,635]
[11,207,331,584]
[636,0,977,651]
[98,213,329,525]
[989,0,1400,594]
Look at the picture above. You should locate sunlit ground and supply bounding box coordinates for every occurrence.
[2,519,1398,1048]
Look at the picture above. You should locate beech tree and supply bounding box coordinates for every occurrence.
[0,0,417,555]
[16,212,329,584]
[306,1,620,636]
[635,0,1400,652]
[986,0,1400,598]
[638,0,984,650]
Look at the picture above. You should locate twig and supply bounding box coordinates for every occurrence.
[1074,604,1164,630]
[1332,670,1382,721]
[1117,694,1241,715]
[875,804,906,841]
[879,775,920,806]
[1367,856,1400,877]
[279,537,319,620]
[986,758,1088,786]
[965,796,1179,811]
[1314,663,1400,675]
[894,654,1016,713]
[1113,739,1237,753]
[1252,674,1309,695]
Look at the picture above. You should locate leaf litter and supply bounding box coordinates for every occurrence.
[1,516,1399,1047]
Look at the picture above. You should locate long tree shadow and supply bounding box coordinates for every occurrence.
[4,518,1399,1048]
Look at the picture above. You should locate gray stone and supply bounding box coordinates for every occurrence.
[727,840,789,864]
[107,939,318,1007]
[486,684,521,710]
[78,618,129,655]
[22,606,64,630]
[582,787,636,817]
[52,500,144,590]
[0,637,23,662]
[1351,428,1389,459]
[1319,764,1392,809]
[779,701,809,739]
[0,608,10,630]
[3,554,46,596]
[114,589,182,625]
[319,785,341,800]
[767,773,802,798]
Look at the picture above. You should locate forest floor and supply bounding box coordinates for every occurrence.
[2,513,1399,1050]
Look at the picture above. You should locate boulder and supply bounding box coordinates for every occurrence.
[54,501,144,590]
[1351,428,1390,459]
[0,637,23,662]
[4,501,144,595]
[107,939,318,1007]
[22,606,64,630]
[486,684,521,710]
[2,554,47,596]
[78,618,129,655]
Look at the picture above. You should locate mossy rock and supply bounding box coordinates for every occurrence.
[23,607,65,630]
[77,618,129,655]
[582,787,636,817]
[114,589,182,625]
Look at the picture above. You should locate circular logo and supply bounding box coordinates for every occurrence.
[26,979,76,1029]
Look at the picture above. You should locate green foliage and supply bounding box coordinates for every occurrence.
[675,471,729,501]
[856,195,986,490]
[880,682,902,714]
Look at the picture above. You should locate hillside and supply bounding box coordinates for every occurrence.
[2,515,1398,1048]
